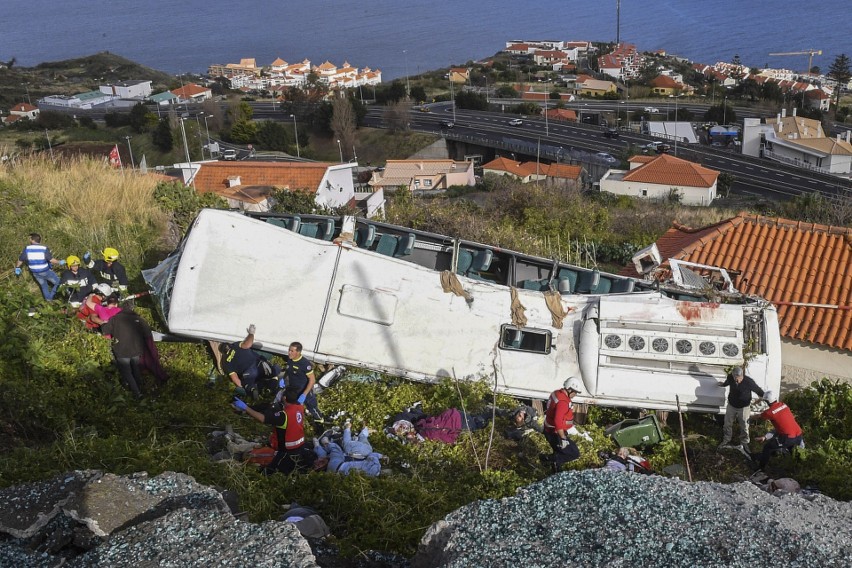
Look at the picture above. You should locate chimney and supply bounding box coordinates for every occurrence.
[846,130,851,143]
[781,108,786,118]
[792,107,797,117]
[227,176,241,187]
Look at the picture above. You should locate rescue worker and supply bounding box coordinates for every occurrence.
[88,247,129,291]
[282,341,323,422]
[718,366,764,450]
[15,233,64,300]
[542,377,584,472]
[752,390,804,470]
[221,324,281,399]
[59,255,95,307]
[233,387,314,475]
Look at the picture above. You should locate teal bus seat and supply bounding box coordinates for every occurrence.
[609,278,635,293]
[557,268,579,294]
[376,233,416,257]
[520,278,551,291]
[575,270,600,294]
[267,218,288,229]
[596,275,614,294]
[298,219,334,240]
[457,248,493,280]
[288,215,301,233]
[355,224,376,248]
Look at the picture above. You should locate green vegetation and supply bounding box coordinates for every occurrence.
[1,157,850,559]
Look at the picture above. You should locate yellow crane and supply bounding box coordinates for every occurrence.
[768,49,823,73]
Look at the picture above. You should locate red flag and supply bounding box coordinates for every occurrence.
[109,145,122,168]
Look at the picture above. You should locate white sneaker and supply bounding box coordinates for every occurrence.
[718,442,732,450]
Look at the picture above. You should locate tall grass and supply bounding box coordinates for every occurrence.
[0,154,169,271]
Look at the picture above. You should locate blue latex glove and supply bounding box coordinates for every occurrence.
[83,251,91,263]
[297,393,307,405]
[278,377,286,389]
[58,260,67,266]
[15,267,22,276]
[233,397,248,411]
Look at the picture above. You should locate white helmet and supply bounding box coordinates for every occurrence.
[563,377,583,393]
[764,390,778,404]
[94,283,113,297]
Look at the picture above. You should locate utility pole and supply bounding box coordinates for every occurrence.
[616,0,621,45]
[291,114,300,158]
[125,135,135,169]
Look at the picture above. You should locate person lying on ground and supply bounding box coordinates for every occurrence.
[600,447,653,474]
[385,403,495,445]
[314,420,386,476]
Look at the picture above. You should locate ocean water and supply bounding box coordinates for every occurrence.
[2,1,848,80]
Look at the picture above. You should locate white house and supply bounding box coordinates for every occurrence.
[99,80,152,99]
[8,102,39,120]
[742,109,852,176]
[600,153,719,206]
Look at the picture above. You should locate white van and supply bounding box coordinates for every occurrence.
[222,149,238,161]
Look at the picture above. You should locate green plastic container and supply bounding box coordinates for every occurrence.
[605,415,665,448]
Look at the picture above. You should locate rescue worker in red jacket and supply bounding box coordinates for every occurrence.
[542,377,584,472]
[233,387,314,474]
[752,390,804,469]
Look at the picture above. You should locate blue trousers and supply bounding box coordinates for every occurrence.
[31,270,60,301]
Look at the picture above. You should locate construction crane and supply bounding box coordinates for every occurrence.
[768,49,823,73]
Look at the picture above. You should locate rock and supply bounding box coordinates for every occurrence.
[0,470,101,539]
[412,469,852,567]
[0,471,318,567]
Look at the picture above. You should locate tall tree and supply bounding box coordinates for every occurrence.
[152,118,173,152]
[331,96,356,161]
[383,99,412,133]
[828,54,851,116]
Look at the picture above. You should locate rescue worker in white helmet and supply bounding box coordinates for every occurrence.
[541,377,584,473]
[85,247,128,291]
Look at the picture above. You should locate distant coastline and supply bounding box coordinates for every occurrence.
[2,0,848,80]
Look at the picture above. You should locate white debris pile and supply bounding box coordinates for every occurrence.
[413,469,852,567]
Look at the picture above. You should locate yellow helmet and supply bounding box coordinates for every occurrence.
[66,255,81,266]
[102,247,120,261]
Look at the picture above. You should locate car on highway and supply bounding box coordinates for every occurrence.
[441,121,454,129]
[222,149,238,161]
[595,152,618,165]
[508,118,523,126]
[644,107,660,113]
[603,128,619,139]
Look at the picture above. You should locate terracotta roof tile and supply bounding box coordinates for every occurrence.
[622,154,719,188]
[639,213,852,351]
[193,162,333,195]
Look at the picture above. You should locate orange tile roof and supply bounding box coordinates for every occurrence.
[193,162,333,195]
[650,75,681,89]
[542,163,582,180]
[653,214,852,351]
[11,102,38,112]
[623,154,719,188]
[171,83,210,98]
[544,108,577,121]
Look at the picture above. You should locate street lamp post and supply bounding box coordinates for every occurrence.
[544,79,549,136]
[403,50,411,98]
[336,139,343,162]
[290,114,300,158]
[125,135,135,169]
[193,114,204,159]
[179,118,191,164]
[201,113,212,158]
[450,76,456,123]
[723,96,728,126]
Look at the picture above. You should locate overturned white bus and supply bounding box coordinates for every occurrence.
[144,209,781,413]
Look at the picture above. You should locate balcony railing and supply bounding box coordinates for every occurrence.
[762,148,830,175]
